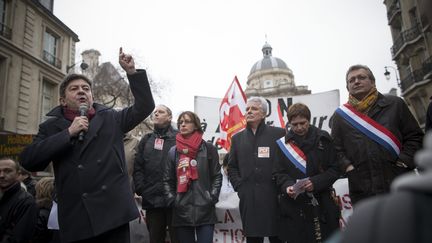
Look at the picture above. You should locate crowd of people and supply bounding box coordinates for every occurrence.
[0,47,429,243]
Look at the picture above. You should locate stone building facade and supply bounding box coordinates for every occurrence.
[0,0,79,134]
[384,0,432,128]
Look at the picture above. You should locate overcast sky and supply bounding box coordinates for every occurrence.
[54,0,397,117]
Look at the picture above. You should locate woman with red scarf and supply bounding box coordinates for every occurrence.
[163,111,222,243]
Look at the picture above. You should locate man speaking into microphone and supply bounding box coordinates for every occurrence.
[20,48,155,243]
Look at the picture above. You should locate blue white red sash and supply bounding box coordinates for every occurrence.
[277,137,307,175]
[335,103,401,158]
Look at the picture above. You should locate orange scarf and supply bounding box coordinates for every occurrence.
[348,87,378,113]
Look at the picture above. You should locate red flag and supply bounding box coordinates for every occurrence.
[217,76,247,151]
[277,102,287,128]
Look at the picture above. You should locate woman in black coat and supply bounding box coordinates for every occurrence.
[33,177,60,243]
[163,111,222,243]
[273,103,340,243]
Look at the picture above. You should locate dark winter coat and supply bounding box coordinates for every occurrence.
[163,141,222,227]
[331,93,424,204]
[133,125,177,209]
[19,70,155,242]
[227,121,285,237]
[0,182,38,243]
[22,176,36,197]
[426,101,432,132]
[33,204,60,243]
[273,125,340,242]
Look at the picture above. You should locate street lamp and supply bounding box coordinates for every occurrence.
[66,61,89,73]
[384,66,401,87]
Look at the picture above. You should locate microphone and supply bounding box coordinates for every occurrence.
[78,104,88,142]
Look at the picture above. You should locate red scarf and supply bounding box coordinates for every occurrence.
[63,106,96,121]
[176,131,203,192]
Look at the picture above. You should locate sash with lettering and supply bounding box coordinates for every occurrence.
[335,103,401,159]
[276,137,307,175]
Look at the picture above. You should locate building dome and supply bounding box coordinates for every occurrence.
[249,42,290,75]
[245,42,310,98]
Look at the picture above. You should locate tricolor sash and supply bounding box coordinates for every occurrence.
[277,137,307,175]
[335,103,401,158]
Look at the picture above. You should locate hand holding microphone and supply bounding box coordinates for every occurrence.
[78,104,88,141]
[68,104,89,141]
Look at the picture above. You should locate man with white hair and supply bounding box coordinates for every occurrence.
[228,97,285,243]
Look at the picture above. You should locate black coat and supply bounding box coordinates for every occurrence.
[0,182,38,243]
[331,93,424,204]
[19,70,155,242]
[133,125,177,209]
[33,205,60,243]
[227,122,285,237]
[273,126,340,242]
[163,141,222,227]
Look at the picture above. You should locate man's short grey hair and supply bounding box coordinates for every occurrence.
[155,104,172,117]
[345,64,376,83]
[247,96,268,114]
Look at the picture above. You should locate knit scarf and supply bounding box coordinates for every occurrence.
[63,106,96,121]
[176,131,203,192]
[348,87,378,113]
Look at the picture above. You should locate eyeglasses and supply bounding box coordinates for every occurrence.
[348,75,369,84]
[178,120,193,125]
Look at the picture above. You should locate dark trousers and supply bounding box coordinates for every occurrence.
[146,208,178,243]
[176,224,214,243]
[71,223,130,243]
[246,236,282,243]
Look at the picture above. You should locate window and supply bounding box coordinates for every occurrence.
[0,0,5,23]
[40,79,56,122]
[409,95,426,125]
[38,0,53,12]
[43,30,61,68]
[0,0,11,39]
[263,80,274,88]
[408,7,418,27]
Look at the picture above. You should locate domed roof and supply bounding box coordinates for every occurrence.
[249,42,289,75]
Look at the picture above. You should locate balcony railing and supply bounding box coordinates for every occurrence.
[387,0,401,23]
[0,22,12,39]
[42,50,62,69]
[400,60,432,92]
[391,23,422,58]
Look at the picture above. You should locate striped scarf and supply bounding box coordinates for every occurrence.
[348,87,378,113]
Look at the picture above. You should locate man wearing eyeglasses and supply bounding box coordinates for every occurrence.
[331,64,423,205]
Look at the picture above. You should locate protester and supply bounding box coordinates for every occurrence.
[33,177,60,243]
[228,96,285,243]
[273,103,340,243]
[0,157,38,243]
[163,111,222,243]
[17,166,37,197]
[331,64,423,205]
[339,131,432,243]
[19,48,155,243]
[134,104,179,243]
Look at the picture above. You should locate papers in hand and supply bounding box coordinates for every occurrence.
[292,177,309,199]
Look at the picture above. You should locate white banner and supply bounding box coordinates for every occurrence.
[214,175,353,243]
[195,90,340,152]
